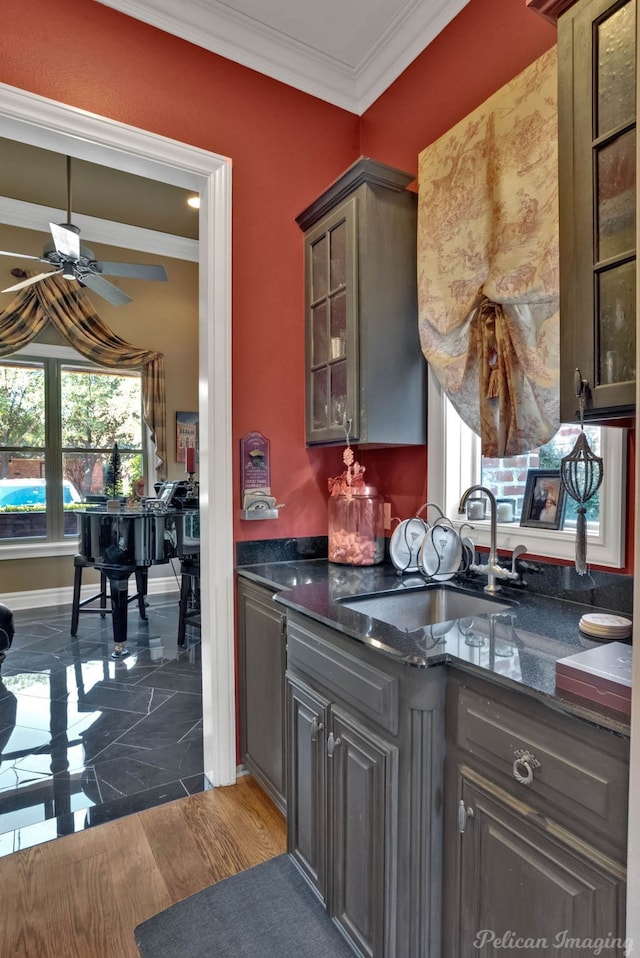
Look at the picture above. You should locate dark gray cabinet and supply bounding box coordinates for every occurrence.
[286,676,327,896]
[285,608,445,958]
[296,157,426,446]
[286,674,397,958]
[558,0,636,420]
[456,773,625,956]
[282,606,629,957]
[237,578,286,813]
[443,671,628,956]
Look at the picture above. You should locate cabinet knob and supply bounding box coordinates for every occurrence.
[457,800,474,834]
[327,732,342,757]
[310,717,324,743]
[512,748,540,785]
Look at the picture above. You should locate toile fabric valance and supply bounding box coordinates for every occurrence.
[0,273,167,477]
[417,46,559,458]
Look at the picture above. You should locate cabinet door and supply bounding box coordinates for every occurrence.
[454,770,626,957]
[286,674,329,898]
[559,0,636,419]
[328,706,398,958]
[237,580,286,812]
[304,196,359,444]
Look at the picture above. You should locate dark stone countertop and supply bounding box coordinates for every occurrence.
[237,559,632,738]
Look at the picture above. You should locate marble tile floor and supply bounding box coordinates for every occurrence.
[0,594,204,857]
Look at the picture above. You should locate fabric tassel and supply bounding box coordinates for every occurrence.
[486,366,500,399]
[575,506,587,576]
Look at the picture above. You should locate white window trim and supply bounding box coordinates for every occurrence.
[427,368,627,568]
[0,342,151,560]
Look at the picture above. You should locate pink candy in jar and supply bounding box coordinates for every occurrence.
[328,486,384,566]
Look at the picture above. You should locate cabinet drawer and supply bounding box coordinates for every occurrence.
[452,680,629,856]
[287,616,399,735]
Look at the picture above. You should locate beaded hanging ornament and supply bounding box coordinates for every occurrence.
[559,373,603,576]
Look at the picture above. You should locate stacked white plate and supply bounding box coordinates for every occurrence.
[389,516,430,574]
[578,612,632,641]
[418,524,463,581]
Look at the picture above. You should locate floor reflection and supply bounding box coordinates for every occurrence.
[0,595,203,857]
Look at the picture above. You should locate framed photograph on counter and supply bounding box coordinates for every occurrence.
[520,469,565,530]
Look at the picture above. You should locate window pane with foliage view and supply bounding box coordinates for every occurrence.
[61,366,143,500]
[0,361,48,539]
[0,356,144,543]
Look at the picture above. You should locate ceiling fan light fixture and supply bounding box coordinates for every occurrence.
[0,157,168,306]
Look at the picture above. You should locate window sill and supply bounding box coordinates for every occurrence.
[451,518,621,568]
[0,538,80,561]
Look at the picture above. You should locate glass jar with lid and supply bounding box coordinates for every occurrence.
[328,485,384,566]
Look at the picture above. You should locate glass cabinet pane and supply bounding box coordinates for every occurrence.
[311,234,328,300]
[597,128,636,261]
[330,292,346,360]
[330,361,347,426]
[312,302,328,365]
[597,0,636,136]
[312,367,328,430]
[598,260,636,384]
[330,219,347,290]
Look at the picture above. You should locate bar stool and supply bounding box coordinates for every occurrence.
[71,554,148,636]
[178,553,200,646]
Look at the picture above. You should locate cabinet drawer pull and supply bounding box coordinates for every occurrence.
[513,748,540,785]
[327,732,342,757]
[310,717,324,743]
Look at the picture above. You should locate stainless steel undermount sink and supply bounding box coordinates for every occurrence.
[337,584,513,632]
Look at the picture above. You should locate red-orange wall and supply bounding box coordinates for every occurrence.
[0,0,631,569]
[0,0,360,544]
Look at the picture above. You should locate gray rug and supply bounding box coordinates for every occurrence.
[134,854,356,957]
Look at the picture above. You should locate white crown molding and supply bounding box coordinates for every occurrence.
[0,195,199,261]
[353,0,471,112]
[94,0,471,114]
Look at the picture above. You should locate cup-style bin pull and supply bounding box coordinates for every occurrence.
[327,732,342,758]
[310,717,324,743]
[512,748,540,785]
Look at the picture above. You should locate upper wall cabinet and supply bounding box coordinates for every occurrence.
[558,0,637,421]
[296,158,426,446]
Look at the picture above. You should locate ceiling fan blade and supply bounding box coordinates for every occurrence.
[2,269,63,294]
[80,271,132,307]
[95,261,168,282]
[0,250,45,261]
[50,222,81,260]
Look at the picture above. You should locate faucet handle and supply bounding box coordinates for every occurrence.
[511,544,527,574]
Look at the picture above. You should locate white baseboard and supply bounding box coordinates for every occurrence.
[1,575,179,611]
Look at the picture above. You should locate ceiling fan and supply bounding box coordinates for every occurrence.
[0,157,168,306]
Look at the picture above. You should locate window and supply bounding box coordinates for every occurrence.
[427,370,626,567]
[0,344,146,556]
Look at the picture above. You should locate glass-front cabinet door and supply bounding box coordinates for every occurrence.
[305,196,359,444]
[559,0,636,420]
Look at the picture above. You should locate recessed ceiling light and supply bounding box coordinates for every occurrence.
[187,195,200,209]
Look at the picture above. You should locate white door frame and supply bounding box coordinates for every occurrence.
[0,81,236,786]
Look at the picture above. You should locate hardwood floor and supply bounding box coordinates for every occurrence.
[0,775,286,958]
